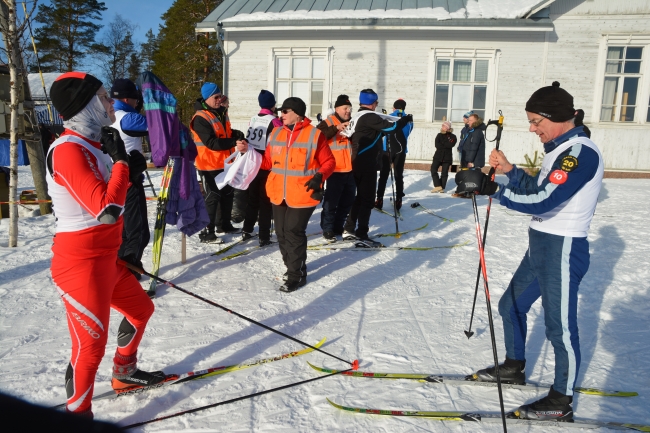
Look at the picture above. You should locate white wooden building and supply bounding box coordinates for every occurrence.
[197,0,650,172]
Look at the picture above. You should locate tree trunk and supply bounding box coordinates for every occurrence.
[2,0,20,246]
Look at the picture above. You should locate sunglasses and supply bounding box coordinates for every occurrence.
[281,109,293,114]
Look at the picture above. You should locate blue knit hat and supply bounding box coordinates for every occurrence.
[463,110,474,119]
[201,82,221,100]
[258,90,276,109]
[359,89,378,105]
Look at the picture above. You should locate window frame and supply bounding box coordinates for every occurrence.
[593,35,650,125]
[426,48,499,124]
[270,47,331,118]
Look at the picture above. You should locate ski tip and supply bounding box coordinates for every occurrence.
[352,360,359,371]
[464,330,474,339]
[395,234,401,239]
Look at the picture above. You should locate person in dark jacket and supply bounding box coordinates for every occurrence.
[461,113,486,169]
[458,111,473,167]
[343,89,412,245]
[190,83,245,243]
[431,120,457,193]
[375,99,413,211]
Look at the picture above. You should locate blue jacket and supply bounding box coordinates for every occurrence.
[113,100,147,138]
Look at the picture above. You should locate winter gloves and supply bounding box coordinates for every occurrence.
[100,126,129,163]
[127,150,148,183]
[100,126,148,183]
[304,172,324,201]
[397,114,413,129]
[455,169,498,196]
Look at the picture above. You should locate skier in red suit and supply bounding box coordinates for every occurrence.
[48,72,167,417]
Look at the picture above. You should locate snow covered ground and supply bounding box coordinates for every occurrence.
[1,167,649,432]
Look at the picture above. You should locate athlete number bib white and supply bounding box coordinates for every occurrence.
[340,111,399,138]
[246,115,274,151]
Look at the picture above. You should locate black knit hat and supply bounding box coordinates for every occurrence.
[50,72,103,120]
[393,99,406,110]
[278,97,306,117]
[334,94,352,108]
[111,78,140,99]
[525,81,575,122]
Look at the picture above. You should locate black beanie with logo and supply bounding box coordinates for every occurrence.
[525,81,575,122]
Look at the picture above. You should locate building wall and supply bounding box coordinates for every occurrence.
[222,0,650,170]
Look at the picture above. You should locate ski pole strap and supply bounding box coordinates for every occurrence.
[122,367,354,429]
[117,260,358,368]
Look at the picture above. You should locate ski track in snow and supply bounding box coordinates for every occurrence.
[1,167,649,432]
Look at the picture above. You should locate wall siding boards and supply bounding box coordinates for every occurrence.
[220,0,650,170]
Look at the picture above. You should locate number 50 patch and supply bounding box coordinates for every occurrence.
[549,169,568,185]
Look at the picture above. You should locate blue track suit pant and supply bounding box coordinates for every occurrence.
[498,228,590,396]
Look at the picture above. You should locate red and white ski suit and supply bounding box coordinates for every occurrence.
[47,130,154,413]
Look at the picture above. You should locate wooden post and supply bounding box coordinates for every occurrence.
[181,233,186,264]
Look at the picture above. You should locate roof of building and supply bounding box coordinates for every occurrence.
[198,0,555,29]
[28,73,61,101]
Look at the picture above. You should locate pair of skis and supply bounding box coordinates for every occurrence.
[51,338,326,409]
[308,364,647,431]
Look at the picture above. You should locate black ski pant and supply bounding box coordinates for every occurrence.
[199,169,234,233]
[243,169,272,241]
[320,171,356,234]
[344,164,377,238]
[376,152,406,200]
[430,159,452,189]
[118,177,150,266]
[273,202,315,284]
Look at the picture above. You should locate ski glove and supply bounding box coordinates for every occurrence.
[100,126,129,163]
[304,172,324,201]
[397,114,413,129]
[128,150,148,183]
[455,169,498,196]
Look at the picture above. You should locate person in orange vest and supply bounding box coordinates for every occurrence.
[190,82,244,243]
[316,94,354,241]
[236,97,335,292]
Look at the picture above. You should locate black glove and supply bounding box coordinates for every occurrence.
[232,129,245,140]
[397,114,413,128]
[135,95,144,113]
[100,126,128,163]
[128,150,147,183]
[304,172,323,201]
[455,169,498,196]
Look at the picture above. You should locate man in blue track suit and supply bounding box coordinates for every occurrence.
[455,82,604,422]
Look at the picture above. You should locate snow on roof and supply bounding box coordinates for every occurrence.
[201,0,553,26]
[28,73,61,101]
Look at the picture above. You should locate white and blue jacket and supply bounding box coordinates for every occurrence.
[492,126,604,238]
[112,100,148,154]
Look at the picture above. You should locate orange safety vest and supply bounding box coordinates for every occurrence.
[190,110,234,171]
[324,114,352,173]
[266,124,322,208]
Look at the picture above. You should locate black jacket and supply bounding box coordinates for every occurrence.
[350,108,410,167]
[191,98,243,151]
[433,132,457,163]
[461,122,486,167]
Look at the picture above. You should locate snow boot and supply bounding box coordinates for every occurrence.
[395,198,402,211]
[259,238,273,247]
[512,386,573,422]
[199,230,222,244]
[279,279,306,293]
[217,225,240,234]
[374,198,383,210]
[111,353,168,393]
[469,357,526,385]
[342,230,357,240]
[242,231,254,241]
[354,235,384,248]
[431,186,444,193]
[323,231,337,241]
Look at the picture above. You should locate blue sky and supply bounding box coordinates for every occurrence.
[101,0,176,43]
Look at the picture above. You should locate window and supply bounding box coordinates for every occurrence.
[275,53,325,117]
[600,46,643,122]
[433,58,489,122]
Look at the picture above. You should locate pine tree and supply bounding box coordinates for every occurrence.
[128,52,142,82]
[33,0,107,72]
[153,0,222,124]
[140,28,159,72]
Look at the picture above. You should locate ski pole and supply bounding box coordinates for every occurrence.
[384,133,400,238]
[122,368,353,429]
[410,202,454,223]
[464,111,504,339]
[119,260,358,369]
[470,194,507,433]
